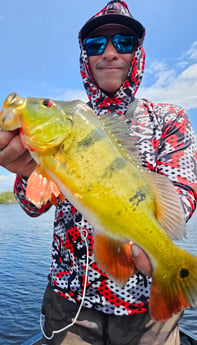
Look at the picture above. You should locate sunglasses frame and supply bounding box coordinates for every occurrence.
[84,34,138,56]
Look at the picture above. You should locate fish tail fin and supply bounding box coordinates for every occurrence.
[94,233,136,285]
[150,247,197,321]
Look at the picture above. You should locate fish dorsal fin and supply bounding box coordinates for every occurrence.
[26,166,64,208]
[94,233,136,286]
[99,113,186,240]
[143,170,186,240]
[98,113,140,165]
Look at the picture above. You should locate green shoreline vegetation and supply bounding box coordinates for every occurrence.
[0,191,16,204]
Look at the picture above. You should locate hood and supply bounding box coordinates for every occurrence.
[78,1,146,116]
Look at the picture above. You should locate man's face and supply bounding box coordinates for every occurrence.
[87,24,135,96]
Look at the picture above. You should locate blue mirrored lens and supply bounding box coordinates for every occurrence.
[113,35,136,53]
[84,35,136,56]
[85,36,107,56]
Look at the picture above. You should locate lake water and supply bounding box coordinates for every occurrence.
[0,203,197,344]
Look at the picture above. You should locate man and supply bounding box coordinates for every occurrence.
[0,1,197,344]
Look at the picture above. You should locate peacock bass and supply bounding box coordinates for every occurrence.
[1,92,197,321]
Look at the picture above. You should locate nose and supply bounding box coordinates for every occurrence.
[102,40,118,60]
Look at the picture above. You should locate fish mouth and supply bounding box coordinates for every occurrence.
[4,92,25,108]
[0,92,25,130]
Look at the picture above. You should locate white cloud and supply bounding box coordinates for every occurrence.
[54,42,197,112]
[0,173,15,192]
[139,62,197,110]
[55,88,88,102]
[138,41,197,110]
[183,41,197,62]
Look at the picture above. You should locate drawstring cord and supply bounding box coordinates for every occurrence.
[40,218,111,345]
[40,228,89,340]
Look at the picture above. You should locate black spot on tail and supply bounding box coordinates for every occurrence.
[180,268,189,279]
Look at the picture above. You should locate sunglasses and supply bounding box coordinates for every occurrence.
[84,34,137,56]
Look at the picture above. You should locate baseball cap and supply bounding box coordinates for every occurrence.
[80,1,145,44]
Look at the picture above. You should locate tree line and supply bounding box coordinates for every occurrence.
[0,191,16,204]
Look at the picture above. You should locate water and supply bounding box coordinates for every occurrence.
[0,204,197,344]
[177,212,197,340]
[0,204,54,345]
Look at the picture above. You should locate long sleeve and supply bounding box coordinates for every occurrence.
[130,100,197,223]
[14,174,52,217]
[155,105,197,222]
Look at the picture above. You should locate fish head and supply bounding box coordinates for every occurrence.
[0,93,73,151]
[0,93,24,130]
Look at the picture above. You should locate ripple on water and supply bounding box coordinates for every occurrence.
[0,204,197,344]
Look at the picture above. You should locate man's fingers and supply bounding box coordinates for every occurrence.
[0,130,19,150]
[0,134,26,166]
[0,130,36,176]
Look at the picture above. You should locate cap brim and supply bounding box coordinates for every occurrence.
[80,14,145,41]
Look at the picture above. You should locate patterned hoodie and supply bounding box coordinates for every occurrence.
[14,1,197,316]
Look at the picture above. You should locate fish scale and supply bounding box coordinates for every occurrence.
[1,92,197,321]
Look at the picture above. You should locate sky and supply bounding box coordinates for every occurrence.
[0,0,197,191]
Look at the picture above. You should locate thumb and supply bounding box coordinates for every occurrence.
[132,244,152,277]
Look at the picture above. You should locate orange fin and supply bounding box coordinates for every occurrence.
[149,247,197,321]
[144,171,185,240]
[26,166,64,208]
[94,233,136,285]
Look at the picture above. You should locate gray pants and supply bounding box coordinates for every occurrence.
[41,284,182,345]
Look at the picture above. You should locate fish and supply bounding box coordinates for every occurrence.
[1,92,197,321]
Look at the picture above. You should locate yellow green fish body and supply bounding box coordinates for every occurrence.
[1,92,197,321]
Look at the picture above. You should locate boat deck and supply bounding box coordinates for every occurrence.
[22,329,197,345]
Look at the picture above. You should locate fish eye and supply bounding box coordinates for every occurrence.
[42,99,54,107]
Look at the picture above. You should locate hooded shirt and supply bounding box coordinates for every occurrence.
[14,1,197,318]
[78,0,145,116]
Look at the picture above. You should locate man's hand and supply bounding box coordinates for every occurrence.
[131,243,152,276]
[0,130,36,177]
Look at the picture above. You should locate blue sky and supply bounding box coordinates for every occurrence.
[0,0,197,191]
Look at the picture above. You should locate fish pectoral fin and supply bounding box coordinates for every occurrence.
[94,233,136,285]
[144,171,185,240]
[26,166,64,208]
[149,248,197,321]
